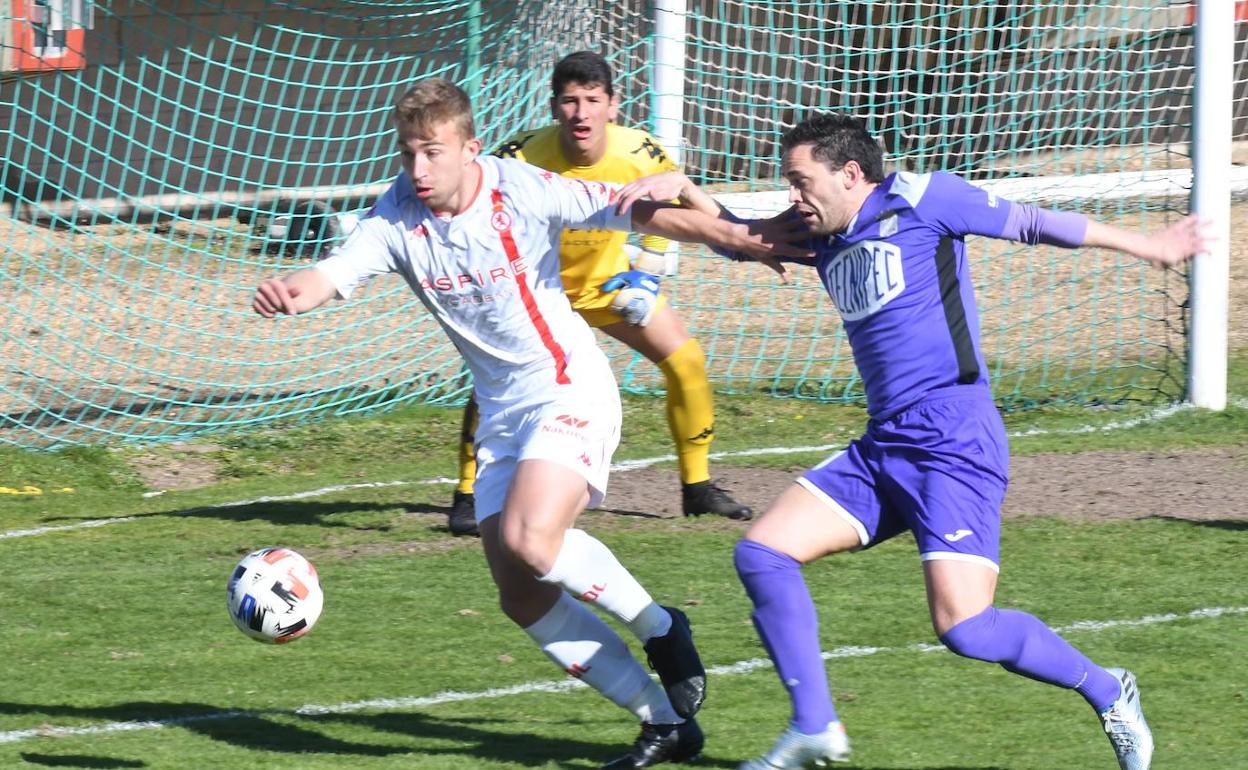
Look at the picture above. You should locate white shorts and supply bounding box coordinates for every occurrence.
[472,389,622,523]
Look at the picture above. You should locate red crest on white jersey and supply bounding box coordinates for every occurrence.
[490,209,513,232]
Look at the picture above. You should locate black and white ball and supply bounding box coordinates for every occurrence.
[227,547,323,644]
[247,200,347,260]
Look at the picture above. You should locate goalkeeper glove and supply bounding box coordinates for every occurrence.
[602,269,661,326]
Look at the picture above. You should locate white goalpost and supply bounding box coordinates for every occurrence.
[1188,0,1234,411]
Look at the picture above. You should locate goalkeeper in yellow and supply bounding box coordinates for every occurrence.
[447,51,752,536]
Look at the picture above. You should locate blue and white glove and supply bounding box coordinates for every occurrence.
[602,269,661,326]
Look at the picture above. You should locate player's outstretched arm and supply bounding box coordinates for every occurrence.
[618,171,810,260]
[252,267,339,318]
[616,171,722,217]
[629,201,812,283]
[1083,214,1211,269]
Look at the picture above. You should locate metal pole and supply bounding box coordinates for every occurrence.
[652,0,687,165]
[1188,0,1234,410]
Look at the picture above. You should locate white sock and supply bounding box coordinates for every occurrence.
[524,592,681,724]
[539,529,673,642]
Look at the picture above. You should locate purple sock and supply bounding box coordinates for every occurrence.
[940,606,1123,711]
[734,539,838,733]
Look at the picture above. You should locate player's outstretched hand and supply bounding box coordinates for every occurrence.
[713,206,813,283]
[602,269,661,326]
[1085,214,1214,270]
[1141,214,1214,268]
[252,278,301,318]
[615,171,698,215]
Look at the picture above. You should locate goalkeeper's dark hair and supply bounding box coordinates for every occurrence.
[781,113,884,183]
[394,78,475,140]
[552,51,614,97]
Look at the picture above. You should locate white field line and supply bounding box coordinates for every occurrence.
[0,605,1242,745]
[4,397,1244,542]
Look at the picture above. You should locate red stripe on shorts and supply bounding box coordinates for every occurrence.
[491,188,570,384]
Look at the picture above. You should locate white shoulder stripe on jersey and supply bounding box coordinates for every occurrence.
[888,171,932,208]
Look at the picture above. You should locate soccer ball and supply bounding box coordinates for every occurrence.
[242,199,344,260]
[227,547,323,644]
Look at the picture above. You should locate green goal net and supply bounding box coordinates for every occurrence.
[0,1,1236,448]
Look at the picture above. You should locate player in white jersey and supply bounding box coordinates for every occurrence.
[251,78,800,769]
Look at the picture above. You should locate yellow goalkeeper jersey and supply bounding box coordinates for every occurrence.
[492,123,678,313]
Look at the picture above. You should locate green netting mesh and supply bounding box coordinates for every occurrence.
[0,1,1233,448]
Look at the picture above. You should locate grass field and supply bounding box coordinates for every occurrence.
[1,372,1246,769]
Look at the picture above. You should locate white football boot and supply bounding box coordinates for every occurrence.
[1099,668,1154,770]
[738,721,850,769]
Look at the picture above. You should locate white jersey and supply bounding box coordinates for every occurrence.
[315,156,631,411]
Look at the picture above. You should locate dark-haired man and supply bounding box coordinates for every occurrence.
[616,112,1207,770]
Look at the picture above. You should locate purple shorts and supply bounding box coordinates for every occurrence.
[799,386,1009,571]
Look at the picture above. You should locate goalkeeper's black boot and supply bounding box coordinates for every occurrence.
[601,718,704,769]
[447,490,479,537]
[643,607,706,719]
[682,479,752,520]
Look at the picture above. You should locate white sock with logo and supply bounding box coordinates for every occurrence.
[524,591,681,724]
[539,528,673,642]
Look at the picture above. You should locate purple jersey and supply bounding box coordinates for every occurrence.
[812,171,1017,418]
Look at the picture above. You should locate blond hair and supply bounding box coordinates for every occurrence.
[393,78,475,139]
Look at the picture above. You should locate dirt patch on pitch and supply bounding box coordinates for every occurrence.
[595,447,1248,525]
[125,444,1248,525]
[126,442,226,492]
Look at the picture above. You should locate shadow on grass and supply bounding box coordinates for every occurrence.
[402,499,484,537]
[1142,514,1248,532]
[594,506,666,519]
[42,500,414,530]
[19,755,145,769]
[0,701,665,767]
[322,710,733,768]
[43,494,681,534]
[0,701,1024,769]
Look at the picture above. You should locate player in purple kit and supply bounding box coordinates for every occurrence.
[251,78,804,769]
[616,112,1208,770]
